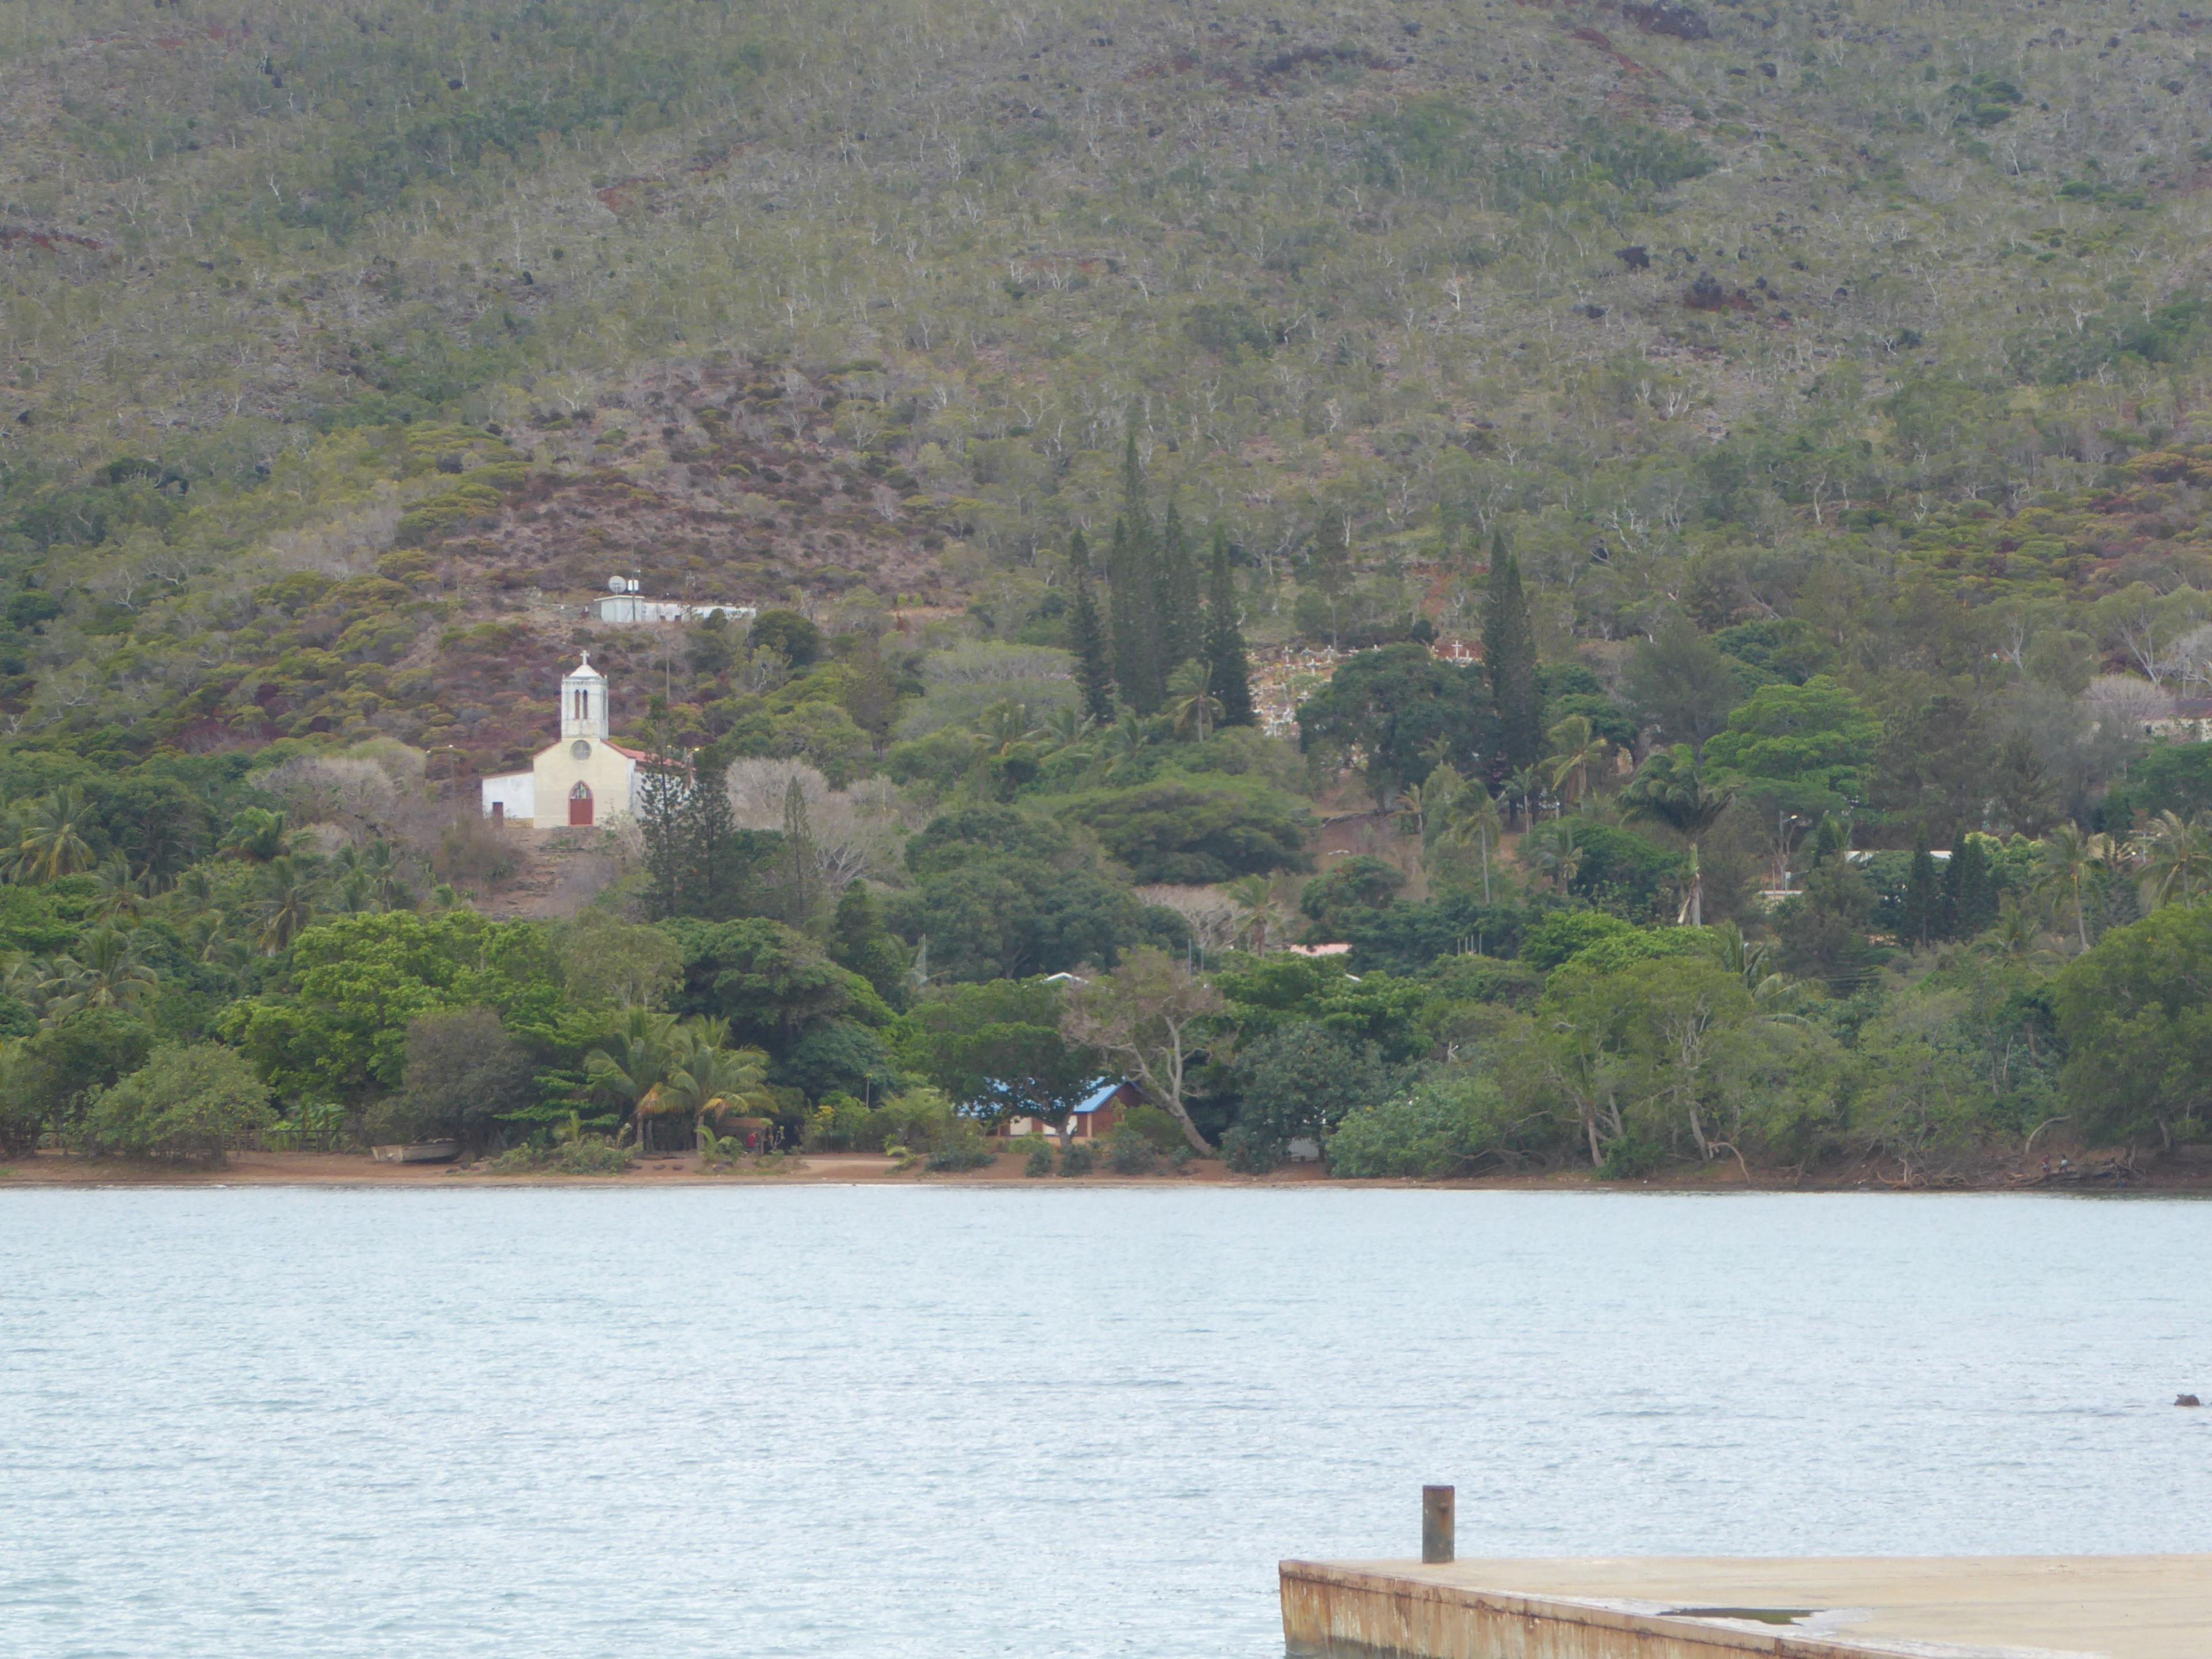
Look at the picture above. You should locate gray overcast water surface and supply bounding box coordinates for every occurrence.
[3,1187,2209,1658]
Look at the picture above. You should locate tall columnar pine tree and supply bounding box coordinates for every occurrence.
[1940,834,1998,940]
[1109,423,1166,713]
[679,741,750,921]
[1203,525,1256,729]
[1066,533,1116,724]
[1107,516,1160,714]
[781,775,820,930]
[1900,828,1940,946]
[1484,531,1542,775]
[1156,501,1200,673]
[637,725,687,921]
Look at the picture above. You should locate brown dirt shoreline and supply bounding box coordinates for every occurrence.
[5,1149,2210,1194]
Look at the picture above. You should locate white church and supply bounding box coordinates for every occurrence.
[479,654,672,828]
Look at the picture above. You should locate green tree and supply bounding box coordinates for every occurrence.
[368,1006,537,1149]
[1297,643,1493,808]
[893,977,1096,1147]
[1940,834,1999,940]
[1702,676,1879,821]
[2130,809,2212,910]
[1203,525,1256,729]
[582,1007,677,1128]
[636,720,689,921]
[1622,745,1737,926]
[1057,777,1309,885]
[1483,536,1542,774]
[749,609,823,668]
[0,1009,151,1157]
[1156,500,1199,672]
[1165,658,1224,743]
[828,882,910,1012]
[1774,857,1881,993]
[1899,829,1941,947]
[2055,903,2212,1146]
[1438,774,1503,903]
[220,911,566,1103]
[2037,823,2115,953]
[1543,713,1611,808]
[1327,1069,1534,1177]
[7,787,99,883]
[779,775,820,930]
[1060,946,1225,1153]
[557,915,681,1010]
[1620,614,1740,755]
[1067,541,1116,724]
[1229,1024,1394,1169]
[662,915,885,1053]
[38,923,159,1018]
[81,1042,275,1165]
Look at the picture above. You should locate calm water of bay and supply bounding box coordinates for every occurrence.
[3,1188,2208,1657]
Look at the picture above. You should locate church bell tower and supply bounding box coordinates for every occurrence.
[561,654,609,742]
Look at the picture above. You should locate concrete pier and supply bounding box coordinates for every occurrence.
[1280,1555,2212,1659]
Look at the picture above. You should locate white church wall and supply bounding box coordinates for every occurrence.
[480,771,536,825]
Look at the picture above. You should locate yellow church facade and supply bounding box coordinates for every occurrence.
[479,655,668,828]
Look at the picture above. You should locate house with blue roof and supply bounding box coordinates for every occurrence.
[998,1078,1145,1142]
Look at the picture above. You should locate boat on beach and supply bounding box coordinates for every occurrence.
[369,1141,462,1165]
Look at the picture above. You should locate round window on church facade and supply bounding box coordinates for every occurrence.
[571,739,592,759]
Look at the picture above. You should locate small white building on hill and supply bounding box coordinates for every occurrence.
[479,654,675,828]
[589,577,754,626]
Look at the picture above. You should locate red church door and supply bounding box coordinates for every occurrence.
[569,782,593,826]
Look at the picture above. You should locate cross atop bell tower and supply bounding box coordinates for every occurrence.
[561,653,609,741]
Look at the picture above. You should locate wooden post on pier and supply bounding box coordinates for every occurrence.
[1421,1485,1454,1564]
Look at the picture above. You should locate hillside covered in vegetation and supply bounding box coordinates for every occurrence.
[7,0,2212,1181]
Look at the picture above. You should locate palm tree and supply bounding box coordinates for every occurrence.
[88,852,147,922]
[359,838,413,911]
[585,1009,680,1143]
[1526,818,1583,892]
[221,808,291,863]
[649,1042,774,1141]
[1039,705,1095,752]
[2130,809,2212,909]
[1622,744,1737,926]
[41,924,158,1020]
[255,855,321,952]
[1544,714,1611,809]
[1439,779,1503,903]
[1165,660,1224,743]
[2037,822,2114,952]
[977,699,1040,756]
[1500,764,1541,830]
[1698,922,1806,1016]
[1984,895,2050,963]
[188,913,251,971]
[1100,716,1158,781]
[10,787,97,883]
[1224,874,1284,953]
[1395,775,1449,848]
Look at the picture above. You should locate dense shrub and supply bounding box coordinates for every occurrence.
[1102,1124,1160,1174]
[925,1119,994,1171]
[1232,1025,1396,1167]
[362,1006,535,1149]
[1054,778,1310,884]
[80,1043,275,1165]
[1119,1104,1186,1153]
[1326,1073,1522,1178]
